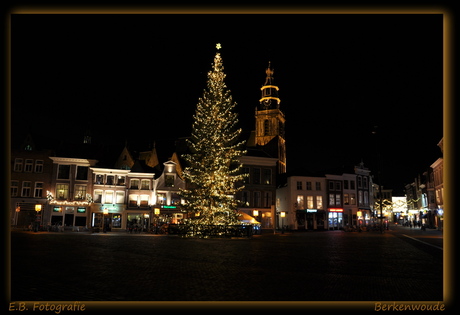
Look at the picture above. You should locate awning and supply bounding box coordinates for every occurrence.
[237,211,260,224]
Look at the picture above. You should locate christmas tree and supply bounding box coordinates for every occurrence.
[181,44,247,231]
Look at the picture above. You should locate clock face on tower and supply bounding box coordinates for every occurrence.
[263,99,271,108]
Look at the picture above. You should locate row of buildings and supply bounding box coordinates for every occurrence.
[10,62,444,232]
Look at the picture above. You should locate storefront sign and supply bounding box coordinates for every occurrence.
[161,205,177,209]
[77,207,86,213]
[329,208,343,212]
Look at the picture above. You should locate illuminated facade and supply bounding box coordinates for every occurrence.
[248,62,286,174]
[49,157,98,228]
[236,153,278,229]
[10,137,54,228]
[276,163,373,230]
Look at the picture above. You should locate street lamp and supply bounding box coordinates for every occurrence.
[103,208,108,233]
[34,204,42,232]
[15,205,20,228]
[280,211,286,234]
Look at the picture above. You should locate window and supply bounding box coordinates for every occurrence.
[316,196,323,209]
[57,165,70,179]
[95,174,104,184]
[129,195,138,207]
[335,182,341,191]
[335,194,341,206]
[34,182,43,198]
[24,159,33,172]
[350,180,355,189]
[242,190,250,206]
[357,176,362,188]
[34,160,44,173]
[11,180,19,197]
[329,181,334,190]
[344,193,349,205]
[253,192,261,207]
[350,193,356,205]
[94,190,103,203]
[296,181,303,190]
[363,177,368,189]
[263,191,272,207]
[253,168,261,184]
[140,195,149,207]
[297,195,304,209]
[130,179,139,189]
[116,191,124,204]
[358,191,363,206]
[76,166,88,180]
[14,158,23,172]
[364,191,369,206]
[56,184,69,200]
[329,193,335,206]
[307,196,314,209]
[315,182,321,191]
[74,185,87,200]
[263,169,272,185]
[105,191,113,204]
[264,120,270,136]
[117,176,125,186]
[306,182,312,190]
[165,175,174,187]
[21,181,31,197]
[242,167,250,183]
[157,193,166,205]
[343,180,349,189]
[106,175,114,185]
[171,193,181,205]
[141,179,150,190]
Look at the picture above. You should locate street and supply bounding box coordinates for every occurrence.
[9,224,444,309]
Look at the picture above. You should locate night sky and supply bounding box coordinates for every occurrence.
[10,13,444,195]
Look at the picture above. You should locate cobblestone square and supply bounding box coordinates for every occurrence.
[9,227,444,309]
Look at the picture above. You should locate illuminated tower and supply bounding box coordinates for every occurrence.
[254,61,286,174]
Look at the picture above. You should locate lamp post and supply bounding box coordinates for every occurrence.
[15,205,20,228]
[103,208,108,233]
[280,211,286,234]
[34,204,42,232]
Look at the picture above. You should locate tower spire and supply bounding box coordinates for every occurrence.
[253,61,286,174]
[260,61,280,109]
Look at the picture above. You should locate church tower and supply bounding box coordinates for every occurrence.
[254,62,286,174]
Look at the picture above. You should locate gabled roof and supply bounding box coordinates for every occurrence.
[130,159,156,174]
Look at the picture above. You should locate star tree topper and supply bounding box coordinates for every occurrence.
[216,43,222,50]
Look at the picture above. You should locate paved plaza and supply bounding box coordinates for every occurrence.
[8,225,445,310]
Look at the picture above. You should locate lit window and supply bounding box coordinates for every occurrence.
[297,195,304,209]
[75,185,87,200]
[56,184,69,200]
[130,179,139,189]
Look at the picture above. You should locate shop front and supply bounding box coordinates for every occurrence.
[328,208,343,230]
[90,204,125,231]
[125,211,151,232]
[50,205,89,229]
[296,209,326,230]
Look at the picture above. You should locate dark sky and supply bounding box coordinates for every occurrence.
[10,13,443,195]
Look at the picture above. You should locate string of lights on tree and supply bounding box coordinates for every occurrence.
[180,44,248,230]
